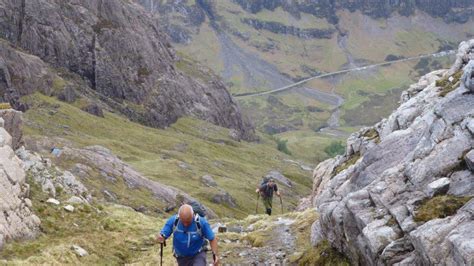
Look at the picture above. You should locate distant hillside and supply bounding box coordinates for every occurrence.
[135,0,474,164]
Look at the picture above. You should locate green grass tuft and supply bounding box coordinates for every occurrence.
[298,240,350,266]
[436,70,463,97]
[333,152,361,176]
[414,195,472,223]
[324,141,345,157]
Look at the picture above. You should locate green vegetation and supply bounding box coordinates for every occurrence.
[0,102,12,109]
[333,152,361,176]
[175,52,215,83]
[0,175,172,265]
[22,93,311,218]
[298,240,350,266]
[276,138,291,155]
[414,195,472,223]
[362,128,380,143]
[324,141,345,157]
[276,130,346,164]
[436,70,463,97]
[92,19,118,33]
[137,67,151,78]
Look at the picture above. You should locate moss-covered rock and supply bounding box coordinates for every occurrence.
[436,70,463,97]
[298,240,350,266]
[333,152,361,176]
[414,195,472,223]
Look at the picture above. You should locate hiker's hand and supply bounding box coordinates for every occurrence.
[156,234,165,244]
[255,189,259,193]
[277,191,281,196]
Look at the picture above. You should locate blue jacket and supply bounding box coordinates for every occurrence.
[160,215,215,257]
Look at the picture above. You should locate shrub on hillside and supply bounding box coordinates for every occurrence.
[276,138,291,155]
[324,141,345,157]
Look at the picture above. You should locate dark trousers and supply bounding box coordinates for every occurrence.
[262,196,273,215]
[176,251,207,266]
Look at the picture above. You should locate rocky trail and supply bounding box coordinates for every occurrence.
[214,209,317,266]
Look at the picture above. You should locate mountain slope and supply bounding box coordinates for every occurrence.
[136,0,474,165]
[0,0,255,140]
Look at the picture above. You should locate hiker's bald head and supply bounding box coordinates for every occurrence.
[178,204,194,226]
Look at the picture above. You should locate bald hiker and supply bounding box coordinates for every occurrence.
[157,204,219,266]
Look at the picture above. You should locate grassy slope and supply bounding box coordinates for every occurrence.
[22,93,312,218]
[166,2,472,167]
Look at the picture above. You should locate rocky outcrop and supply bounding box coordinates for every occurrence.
[0,0,255,141]
[310,40,474,265]
[16,147,91,202]
[24,138,217,217]
[241,18,335,39]
[0,110,40,250]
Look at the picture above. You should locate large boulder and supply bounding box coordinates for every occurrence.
[0,111,40,250]
[311,40,474,265]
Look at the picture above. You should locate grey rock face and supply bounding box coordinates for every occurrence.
[81,103,104,118]
[462,60,474,92]
[0,0,255,141]
[311,41,474,265]
[16,147,91,201]
[425,177,450,197]
[265,170,292,188]
[0,111,40,250]
[211,191,237,207]
[201,175,217,187]
[466,150,474,172]
[448,171,474,196]
[0,109,23,150]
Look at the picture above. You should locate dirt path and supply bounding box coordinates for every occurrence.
[220,217,297,265]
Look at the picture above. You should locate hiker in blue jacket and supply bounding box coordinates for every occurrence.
[157,204,219,266]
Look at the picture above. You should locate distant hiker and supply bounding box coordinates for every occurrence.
[157,204,219,266]
[256,178,280,215]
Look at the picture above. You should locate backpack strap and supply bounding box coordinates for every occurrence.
[194,214,202,237]
[172,214,202,237]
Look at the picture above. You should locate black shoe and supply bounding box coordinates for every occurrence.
[266,208,272,215]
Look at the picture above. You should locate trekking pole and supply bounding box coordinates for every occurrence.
[255,193,260,214]
[160,239,166,266]
[279,195,283,214]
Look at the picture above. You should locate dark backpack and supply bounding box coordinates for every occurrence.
[189,200,207,217]
[261,176,270,186]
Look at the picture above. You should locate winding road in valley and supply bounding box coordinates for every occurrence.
[234,50,455,100]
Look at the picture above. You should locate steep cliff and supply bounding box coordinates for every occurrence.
[0,110,40,250]
[311,40,474,265]
[0,0,255,140]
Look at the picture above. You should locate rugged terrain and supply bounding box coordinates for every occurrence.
[0,0,255,140]
[135,0,474,165]
[310,40,474,265]
[0,1,473,265]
